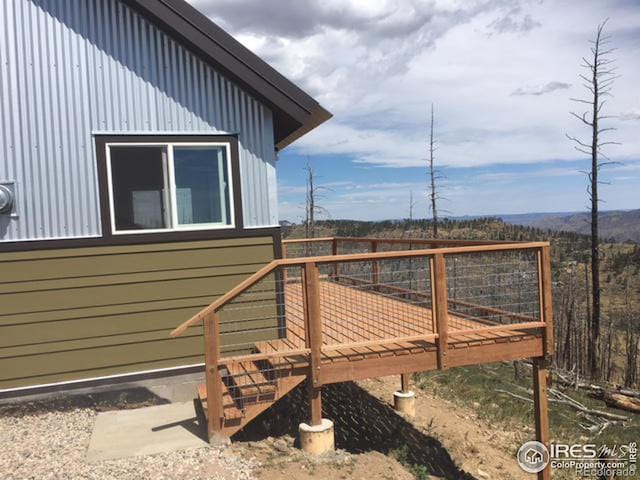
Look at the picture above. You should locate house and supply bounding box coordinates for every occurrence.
[0,2,555,472]
[0,0,330,393]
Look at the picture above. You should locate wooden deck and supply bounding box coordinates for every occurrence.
[254,280,543,376]
[172,236,552,478]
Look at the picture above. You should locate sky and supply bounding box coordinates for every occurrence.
[190,0,640,222]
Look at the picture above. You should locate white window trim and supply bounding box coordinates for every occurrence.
[105,141,235,235]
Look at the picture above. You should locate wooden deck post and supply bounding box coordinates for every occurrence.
[331,238,339,281]
[304,262,323,426]
[431,254,449,370]
[538,246,554,358]
[532,357,551,480]
[203,313,224,441]
[371,240,379,291]
[401,373,410,393]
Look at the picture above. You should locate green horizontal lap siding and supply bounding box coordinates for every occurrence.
[0,237,277,390]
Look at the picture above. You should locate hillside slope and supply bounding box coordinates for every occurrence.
[529,209,640,243]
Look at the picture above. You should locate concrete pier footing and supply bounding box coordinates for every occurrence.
[393,390,416,417]
[299,418,335,455]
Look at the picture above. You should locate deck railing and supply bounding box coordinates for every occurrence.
[170,237,553,431]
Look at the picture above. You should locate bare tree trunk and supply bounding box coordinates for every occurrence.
[589,37,602,378]
[408,191,417,230]
[428,104,438,238]
[304,158,330,245]
[567,19,618,380]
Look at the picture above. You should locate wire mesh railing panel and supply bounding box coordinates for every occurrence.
[317,257,434,346]
[336,240,373,255]
[283,240,333,258]
[217,265,305,358]
[374,241,415,252]
[445,250,541,329]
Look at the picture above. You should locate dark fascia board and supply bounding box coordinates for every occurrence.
[124,0,332,149]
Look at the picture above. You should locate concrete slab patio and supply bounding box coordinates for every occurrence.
[87,401,208,462]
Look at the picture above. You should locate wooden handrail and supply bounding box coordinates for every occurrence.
[449,321,545,338]
[277,242,549,265]
[282,236,529,247]
[171,241,550,337]
[282,237,335,244]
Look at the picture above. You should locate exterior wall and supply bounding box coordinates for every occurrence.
[0,0,278,243]
[0,236,277,390]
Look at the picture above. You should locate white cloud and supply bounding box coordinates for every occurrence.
[190,0,640,170]
[511,81,572,96]
[619,110,640,121]
[189,0,640,216]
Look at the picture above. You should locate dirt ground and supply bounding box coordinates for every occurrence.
[362,376,528,479]
[0,376,529,480]
[232,376,528,480]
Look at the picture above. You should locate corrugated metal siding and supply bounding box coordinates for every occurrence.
[0,0,278,242]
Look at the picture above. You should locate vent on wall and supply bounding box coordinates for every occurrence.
[0,182,16,216]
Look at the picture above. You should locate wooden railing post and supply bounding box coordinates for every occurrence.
[303,262,323,426]
[331,238,339,281]
[431,254,449,370]
[371,240,379,291]
[538,246,554,358]
[203,313,224,440]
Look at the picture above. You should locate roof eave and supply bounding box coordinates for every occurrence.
[125,0,331,147]
[275,105,333,151]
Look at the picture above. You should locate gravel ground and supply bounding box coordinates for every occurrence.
[0,405,257,480]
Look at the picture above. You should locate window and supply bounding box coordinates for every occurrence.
[106,142,233,233]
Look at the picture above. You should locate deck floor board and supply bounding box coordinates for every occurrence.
[247,280,539,366]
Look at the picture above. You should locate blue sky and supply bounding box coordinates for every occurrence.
[192,0,640,222]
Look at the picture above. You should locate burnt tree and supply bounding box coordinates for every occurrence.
[304,158,330,240]
[566,19,619,378]
[427,104,442,238]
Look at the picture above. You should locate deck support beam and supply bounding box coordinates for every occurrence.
[400,373,410,393]
[533,357,551,480]
[303,262,324,426]
[309,380,322,426]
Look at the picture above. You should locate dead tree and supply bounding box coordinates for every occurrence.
[427,103,441,238]
[566,19,620,379]
[304,158,330,240]
[622,285,639,387]
[408,191,417,226]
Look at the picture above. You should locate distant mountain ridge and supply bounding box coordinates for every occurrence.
[499,209,640,243]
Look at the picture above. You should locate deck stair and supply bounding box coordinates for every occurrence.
[197,358,306,437]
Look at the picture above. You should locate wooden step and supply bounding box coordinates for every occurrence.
[220,373,307,437]
[197,382,243,420]
[254,340,310,369]
[223,360,277,405]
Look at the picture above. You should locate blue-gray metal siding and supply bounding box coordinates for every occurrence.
[0,0,278,242]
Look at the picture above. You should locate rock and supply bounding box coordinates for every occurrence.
[273,439,289,453]
[477,468,490,479]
